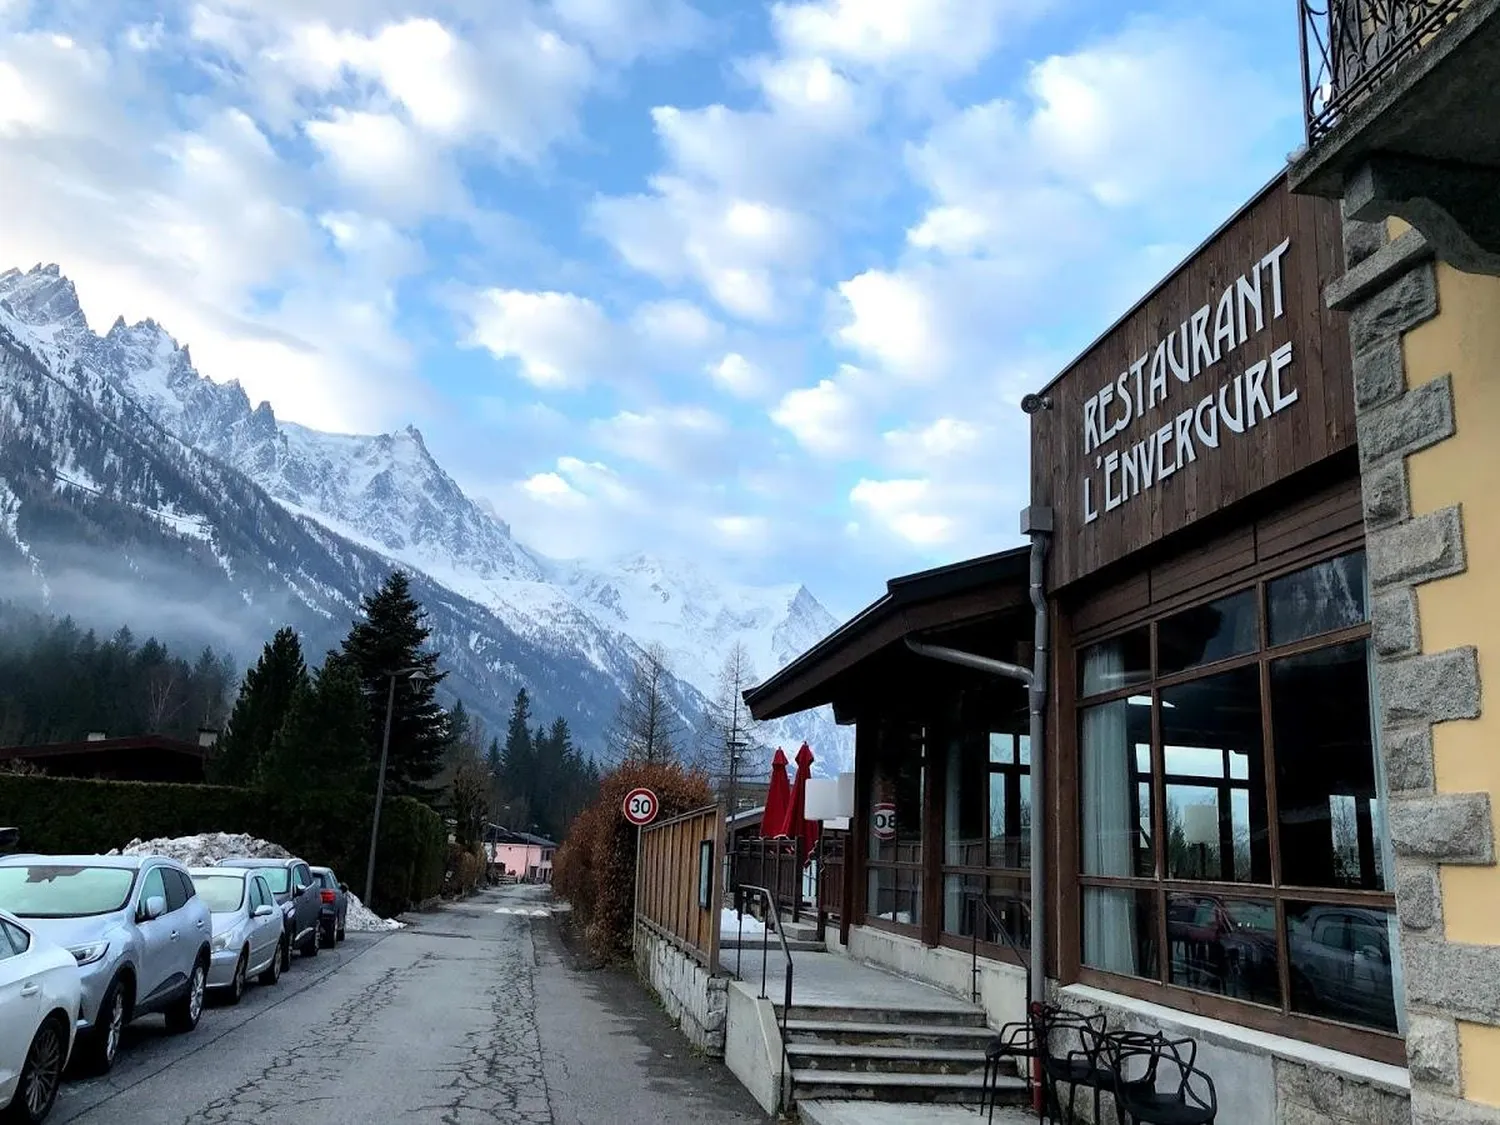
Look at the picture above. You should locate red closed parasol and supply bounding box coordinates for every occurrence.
[762,747,793,837]
[786,742,820,865]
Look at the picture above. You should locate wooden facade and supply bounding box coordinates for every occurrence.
[637,804,724,969]
[1031,178,1355,592]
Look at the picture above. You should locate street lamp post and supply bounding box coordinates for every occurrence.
[364,666,427,906]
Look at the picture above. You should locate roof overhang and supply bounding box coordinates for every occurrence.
[745,546,1032,722]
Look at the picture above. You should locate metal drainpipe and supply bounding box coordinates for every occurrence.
[902,506,1053,1012]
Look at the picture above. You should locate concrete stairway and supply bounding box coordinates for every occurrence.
[777,1000,1030,1106]
[720,914,826,954]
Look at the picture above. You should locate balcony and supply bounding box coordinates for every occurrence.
[1292,0,1500,273]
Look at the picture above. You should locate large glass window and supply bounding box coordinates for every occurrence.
[1075,550,1401,1044]
[938,687,1032,958]
[867,720,924,927]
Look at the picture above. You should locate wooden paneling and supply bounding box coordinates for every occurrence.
[638,805,723,969]
[1065,469,1365,647]
[1031,177,1355,591]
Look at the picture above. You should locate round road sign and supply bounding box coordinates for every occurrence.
[622,787,660,827]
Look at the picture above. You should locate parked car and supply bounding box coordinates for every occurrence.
[187,869,284,1003]
[310,867,347,948]
[0,908,81,1123]
[214,858,320,963]
[0,855,211,1074]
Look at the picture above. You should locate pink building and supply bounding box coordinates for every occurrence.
[483,826,557,883]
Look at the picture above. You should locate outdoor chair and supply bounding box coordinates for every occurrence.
[1036,1009,1114,1123]
[982,1001,1048,1125]
[1108,1035,1217,1125]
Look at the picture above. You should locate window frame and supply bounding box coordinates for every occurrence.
[1067,546,1404,1065]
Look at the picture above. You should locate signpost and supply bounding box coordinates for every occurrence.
[872,802,897,841]
[625,787,659,942]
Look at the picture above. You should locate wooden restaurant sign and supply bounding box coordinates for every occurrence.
[1031,180,1356,590]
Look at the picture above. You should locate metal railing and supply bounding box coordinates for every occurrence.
[969,893,1033,1005]
[1301,0,1468,143]
[730,884,796,1113]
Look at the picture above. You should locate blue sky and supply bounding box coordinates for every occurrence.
[0,0,1308,619]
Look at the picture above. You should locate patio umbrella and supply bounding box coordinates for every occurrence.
[786,742,820,865]
[762,747,793,837]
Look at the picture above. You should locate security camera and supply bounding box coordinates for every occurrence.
[1020,393,1052,415]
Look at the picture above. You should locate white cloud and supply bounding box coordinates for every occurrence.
[884,418,981,465]
[551,0,708,62]
[631,299,722,351]
[708,352,771,399]
[522,470,586,507]
[463,289,621,389]
[770,365,876,459]
[305,109,462,218]
[849,478,953,547]
[592,406,731,473]
[834,269,945,378]
[771,0,1045,75]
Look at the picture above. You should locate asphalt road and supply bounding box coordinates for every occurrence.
[50,884,769,1125]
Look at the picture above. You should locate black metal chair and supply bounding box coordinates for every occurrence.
[1109,1035,1218,1125]
[982,1001,1048,1125]
[1036,1009,1113,1124]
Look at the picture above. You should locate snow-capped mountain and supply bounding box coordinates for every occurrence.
[0,264,851,773]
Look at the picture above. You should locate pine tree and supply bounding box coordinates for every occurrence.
[338,570,448,801]
[485,736,502,779]
[701,641,763,810]
[261,653,370,792]
[498,689,534,826]
[211,627,309,786]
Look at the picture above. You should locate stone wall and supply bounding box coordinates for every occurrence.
[634,923,729,1057]
[1326,205,1500,1123]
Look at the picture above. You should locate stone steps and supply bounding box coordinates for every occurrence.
[721,936,826,952]
[783,1018,999,1049]
[788,1041,1005,1076]
[789,1069,1028,1104]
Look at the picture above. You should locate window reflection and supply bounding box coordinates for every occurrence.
[1268,552,1368,647]
[1079,629,1151,697]
[1167,894,1279,1008]
[1161,667,1270,883]
[1273,643,1386,891]
[1159,590,1259,675]
[1082,887,1158,980]
[1080,694,1154,879]
[1287,902,1399,1033]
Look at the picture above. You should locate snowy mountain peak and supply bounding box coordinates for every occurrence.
[0,261,855,771]
[0,263,88,334]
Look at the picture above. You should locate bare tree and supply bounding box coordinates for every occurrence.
[700,642,762,806]
[606,643,684,765]
[145,664,185,732]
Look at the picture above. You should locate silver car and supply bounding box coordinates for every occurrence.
[188,869,284,1003]
[0,855,212,1074]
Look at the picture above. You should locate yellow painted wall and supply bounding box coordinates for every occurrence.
[1400,257,1500,1103]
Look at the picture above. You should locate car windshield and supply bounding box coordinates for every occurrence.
[193,874,246,913]
[253,867,290,893]
[0,864,137,918]
[317,871,336,889]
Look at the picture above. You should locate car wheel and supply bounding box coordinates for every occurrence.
[259,942,283,986]
[320,920,336,949]
[298,928,318,957]
[76,976,128,1076]
[166,958,207,1033]
[226,950,247,1006]
[5,1014,67,1123]
[279,935,292,972]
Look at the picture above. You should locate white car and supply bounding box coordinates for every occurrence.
[187,869,284,1002]
[0,908,81,1123]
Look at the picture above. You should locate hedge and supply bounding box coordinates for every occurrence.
[0,774,446,916]
[553,760,713,960]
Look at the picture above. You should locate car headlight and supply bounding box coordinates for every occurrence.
[211,931,234,952]
[69,941,109,966]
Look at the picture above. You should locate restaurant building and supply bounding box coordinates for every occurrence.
[746,173,1416,1121]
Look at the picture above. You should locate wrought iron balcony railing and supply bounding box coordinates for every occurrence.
[1301,0,1468,143]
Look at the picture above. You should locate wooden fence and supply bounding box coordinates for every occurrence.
[636,804,724,969]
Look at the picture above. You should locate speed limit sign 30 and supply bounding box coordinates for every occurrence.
[622,787,660,827]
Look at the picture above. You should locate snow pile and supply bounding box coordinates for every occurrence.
[345,891,406,932]
[111,832,290,866]
[720,907,766,936]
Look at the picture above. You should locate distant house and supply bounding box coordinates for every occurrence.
[0,733,215,783]
[481,824,557,883]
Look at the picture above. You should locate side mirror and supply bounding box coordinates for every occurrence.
[141,895,167,921]
[252,905,276,919]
